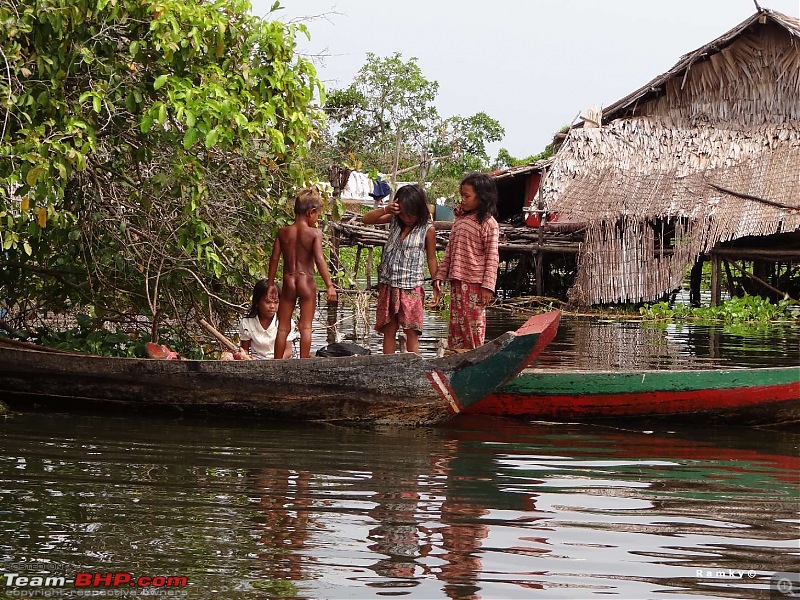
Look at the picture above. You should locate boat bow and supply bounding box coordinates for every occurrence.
[428,310,561,415]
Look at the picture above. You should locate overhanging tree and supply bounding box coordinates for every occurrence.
[0,0,325,350]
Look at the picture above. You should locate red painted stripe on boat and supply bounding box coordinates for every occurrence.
[470,382,800,417]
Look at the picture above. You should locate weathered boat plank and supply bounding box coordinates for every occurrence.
[0,310,561,426]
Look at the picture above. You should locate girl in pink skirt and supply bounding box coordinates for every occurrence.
[362,184,439,354]
[433,172,500,350]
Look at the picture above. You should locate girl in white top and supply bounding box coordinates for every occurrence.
[225,279,298,359]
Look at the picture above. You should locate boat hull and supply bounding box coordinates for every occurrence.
[471,367,800,427]
[0,311,561,425]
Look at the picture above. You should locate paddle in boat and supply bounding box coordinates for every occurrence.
[0,310,561,426]
[468,365,800,428]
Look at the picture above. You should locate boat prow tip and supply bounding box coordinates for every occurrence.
[510,309,562,341]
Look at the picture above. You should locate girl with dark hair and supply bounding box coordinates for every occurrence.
[433,172,500,350]
[362,184,439,354]
[222,279,298,360]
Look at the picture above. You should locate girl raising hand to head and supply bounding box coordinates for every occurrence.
[362,184,439,354]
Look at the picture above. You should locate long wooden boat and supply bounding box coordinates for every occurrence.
[0,310,561,426]
[469,365,800,427]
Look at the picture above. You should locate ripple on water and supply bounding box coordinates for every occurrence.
[1,398,798,598]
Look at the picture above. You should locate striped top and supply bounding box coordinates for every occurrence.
[435,212,499,291]
[379,219,431,289]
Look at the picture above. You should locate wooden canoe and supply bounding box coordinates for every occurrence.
[0,310,561,426]
[468,365,800,427]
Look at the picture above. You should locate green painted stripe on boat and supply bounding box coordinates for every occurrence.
[449,334,539,405]
[502,367,800,395]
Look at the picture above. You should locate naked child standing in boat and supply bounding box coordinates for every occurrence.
[268,188,337,359]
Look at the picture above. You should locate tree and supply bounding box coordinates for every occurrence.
[0,0,324,350]
[322,53,506,197]
[426,112,504,201]
[323,52,439,175]
[491,126,571,169]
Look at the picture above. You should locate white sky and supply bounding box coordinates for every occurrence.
[250,0,800,159]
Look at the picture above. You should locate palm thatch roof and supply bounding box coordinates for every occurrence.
[602,9,800,123]
[540,9,800,305]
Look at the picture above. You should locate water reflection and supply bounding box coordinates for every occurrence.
[251,468,313,585]
[501,315,800,370]
[314,301,799,368]
[1,413,797,599]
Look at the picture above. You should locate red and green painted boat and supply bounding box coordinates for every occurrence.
[469,366,800,427]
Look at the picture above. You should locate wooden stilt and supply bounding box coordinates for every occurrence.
[366,247,374,290]
[352,245,362,289]
[515,254,529,294]
[689,256,704,307]
[535,251,543,297]
[723,259,737,299]
[329,228,341,275]
[711,252,721,306]
[536,201,544,296]
[326,299,338,343]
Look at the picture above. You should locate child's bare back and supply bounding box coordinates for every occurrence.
[276,222,321,304]
[267,188,337,358]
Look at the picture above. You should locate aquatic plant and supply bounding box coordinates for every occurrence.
[640,294,797,323]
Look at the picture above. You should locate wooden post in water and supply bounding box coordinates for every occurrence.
[710,251,721,306]
[536,193,544,297]
[330,229,341,276]
[366,247,374,290]
[689,256,704,307]
[723,259,737,299]
[352,245,362,289]
[327,165,351,276]
[326,295,338,343]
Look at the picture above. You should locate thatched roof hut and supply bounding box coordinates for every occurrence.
[540,8,800,305]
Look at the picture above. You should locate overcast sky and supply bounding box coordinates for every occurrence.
[249,0,799,159]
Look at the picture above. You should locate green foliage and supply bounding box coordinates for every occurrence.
[427,112,504,200]
[1,313,143,357]
[492,126,569,169]
[640,295,797,323]
[321,53,504,186]
[324,52,439,173]
[0,0,325,348]
[0,312,210,358]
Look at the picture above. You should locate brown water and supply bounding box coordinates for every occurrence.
[1,309,799,599]
[0,413,797,599]
[324,303,800,368]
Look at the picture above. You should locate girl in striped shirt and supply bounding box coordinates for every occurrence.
[433,172,500,350]
[362,184,439,354]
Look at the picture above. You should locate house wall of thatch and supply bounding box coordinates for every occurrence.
[540,12,800,305]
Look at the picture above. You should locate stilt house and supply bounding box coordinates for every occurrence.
[539,8,800,306]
